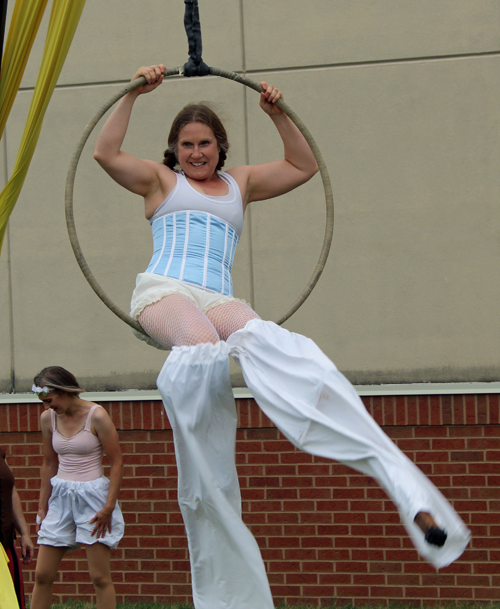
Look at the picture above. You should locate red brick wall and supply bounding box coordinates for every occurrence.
[1,394,499,606]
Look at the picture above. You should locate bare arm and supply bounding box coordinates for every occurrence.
[12,487,34,564]
[37,410,58,530]
[230,81,319,206]
[89,407,123,539]
[94,64,172,198]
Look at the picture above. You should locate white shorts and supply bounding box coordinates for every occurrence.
[130,273,249,350]
[37,476,124,552]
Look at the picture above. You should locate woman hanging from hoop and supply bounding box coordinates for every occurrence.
[94,64,470,609]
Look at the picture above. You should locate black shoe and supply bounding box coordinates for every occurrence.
[425,526,447,547]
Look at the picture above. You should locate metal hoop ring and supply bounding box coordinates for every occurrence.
[65,66,334,339]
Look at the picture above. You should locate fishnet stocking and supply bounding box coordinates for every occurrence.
[206,301,261,341]
[137,296,260,350]
[137,295,219,350]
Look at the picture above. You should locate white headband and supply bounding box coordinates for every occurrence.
[31,384,51,397]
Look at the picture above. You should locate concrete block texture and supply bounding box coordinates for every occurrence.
[1,134,12,392]
[243,0,500,69]
[0,233,11,393]
[14,0,243,88]
[247,56,500,383]
[1,1,499,390]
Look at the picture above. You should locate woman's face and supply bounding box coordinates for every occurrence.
[177,122,220,180]
[39,391,71,414]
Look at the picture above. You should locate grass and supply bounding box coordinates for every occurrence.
[39,602,500,609]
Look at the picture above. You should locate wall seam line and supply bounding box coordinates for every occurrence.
[239,0,255,309]
[2,131,15,393]
[12,49,500,93]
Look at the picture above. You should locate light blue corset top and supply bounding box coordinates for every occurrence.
[145,210,239,295]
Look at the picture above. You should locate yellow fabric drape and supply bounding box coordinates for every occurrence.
[0,0,49,139]
[0,0,87,255]
[0,543,18,609]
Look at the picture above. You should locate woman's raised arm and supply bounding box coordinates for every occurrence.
[94,64,169,198]
[229,81,319,206]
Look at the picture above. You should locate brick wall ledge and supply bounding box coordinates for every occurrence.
[1,381,500,403]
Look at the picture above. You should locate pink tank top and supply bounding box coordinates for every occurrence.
[51,404,104,482]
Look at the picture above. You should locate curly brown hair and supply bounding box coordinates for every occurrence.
[163,103,229,171]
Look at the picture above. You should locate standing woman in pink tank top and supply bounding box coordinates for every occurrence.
[30,367,124,609]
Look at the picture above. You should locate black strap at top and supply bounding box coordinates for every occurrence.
[0,0,8,69]
[183,0,210,77]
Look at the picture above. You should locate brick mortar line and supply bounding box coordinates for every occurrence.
[2,407,499,604]
[2,396,499,432]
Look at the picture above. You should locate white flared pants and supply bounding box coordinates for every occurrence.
[157,341,274,609]
[227,320,470,569]
[158,320,471,608]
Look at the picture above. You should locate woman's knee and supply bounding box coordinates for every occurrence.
[34,565,57,587]
[33,545,66,586]
[90,571,113,590]
[206,301,260,341]
[85,541,113,588]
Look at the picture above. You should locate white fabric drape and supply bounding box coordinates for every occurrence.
[227,319,471,569]
[157,341,274,609]
[157,320,471,607]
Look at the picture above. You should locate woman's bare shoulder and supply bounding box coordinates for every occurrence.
[40,409,52,431]
[90,404,116,427]
[225,166,251,206]
[141,159,176,187]
[225,165,251,180]
[144,164,179,218]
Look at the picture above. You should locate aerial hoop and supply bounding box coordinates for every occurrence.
[65,67,334,340]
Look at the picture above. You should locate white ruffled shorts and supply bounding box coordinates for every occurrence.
[130,273,248,350]
[37,476,124,552]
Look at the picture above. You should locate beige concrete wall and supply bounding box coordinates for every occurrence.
[1,0,499,391]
